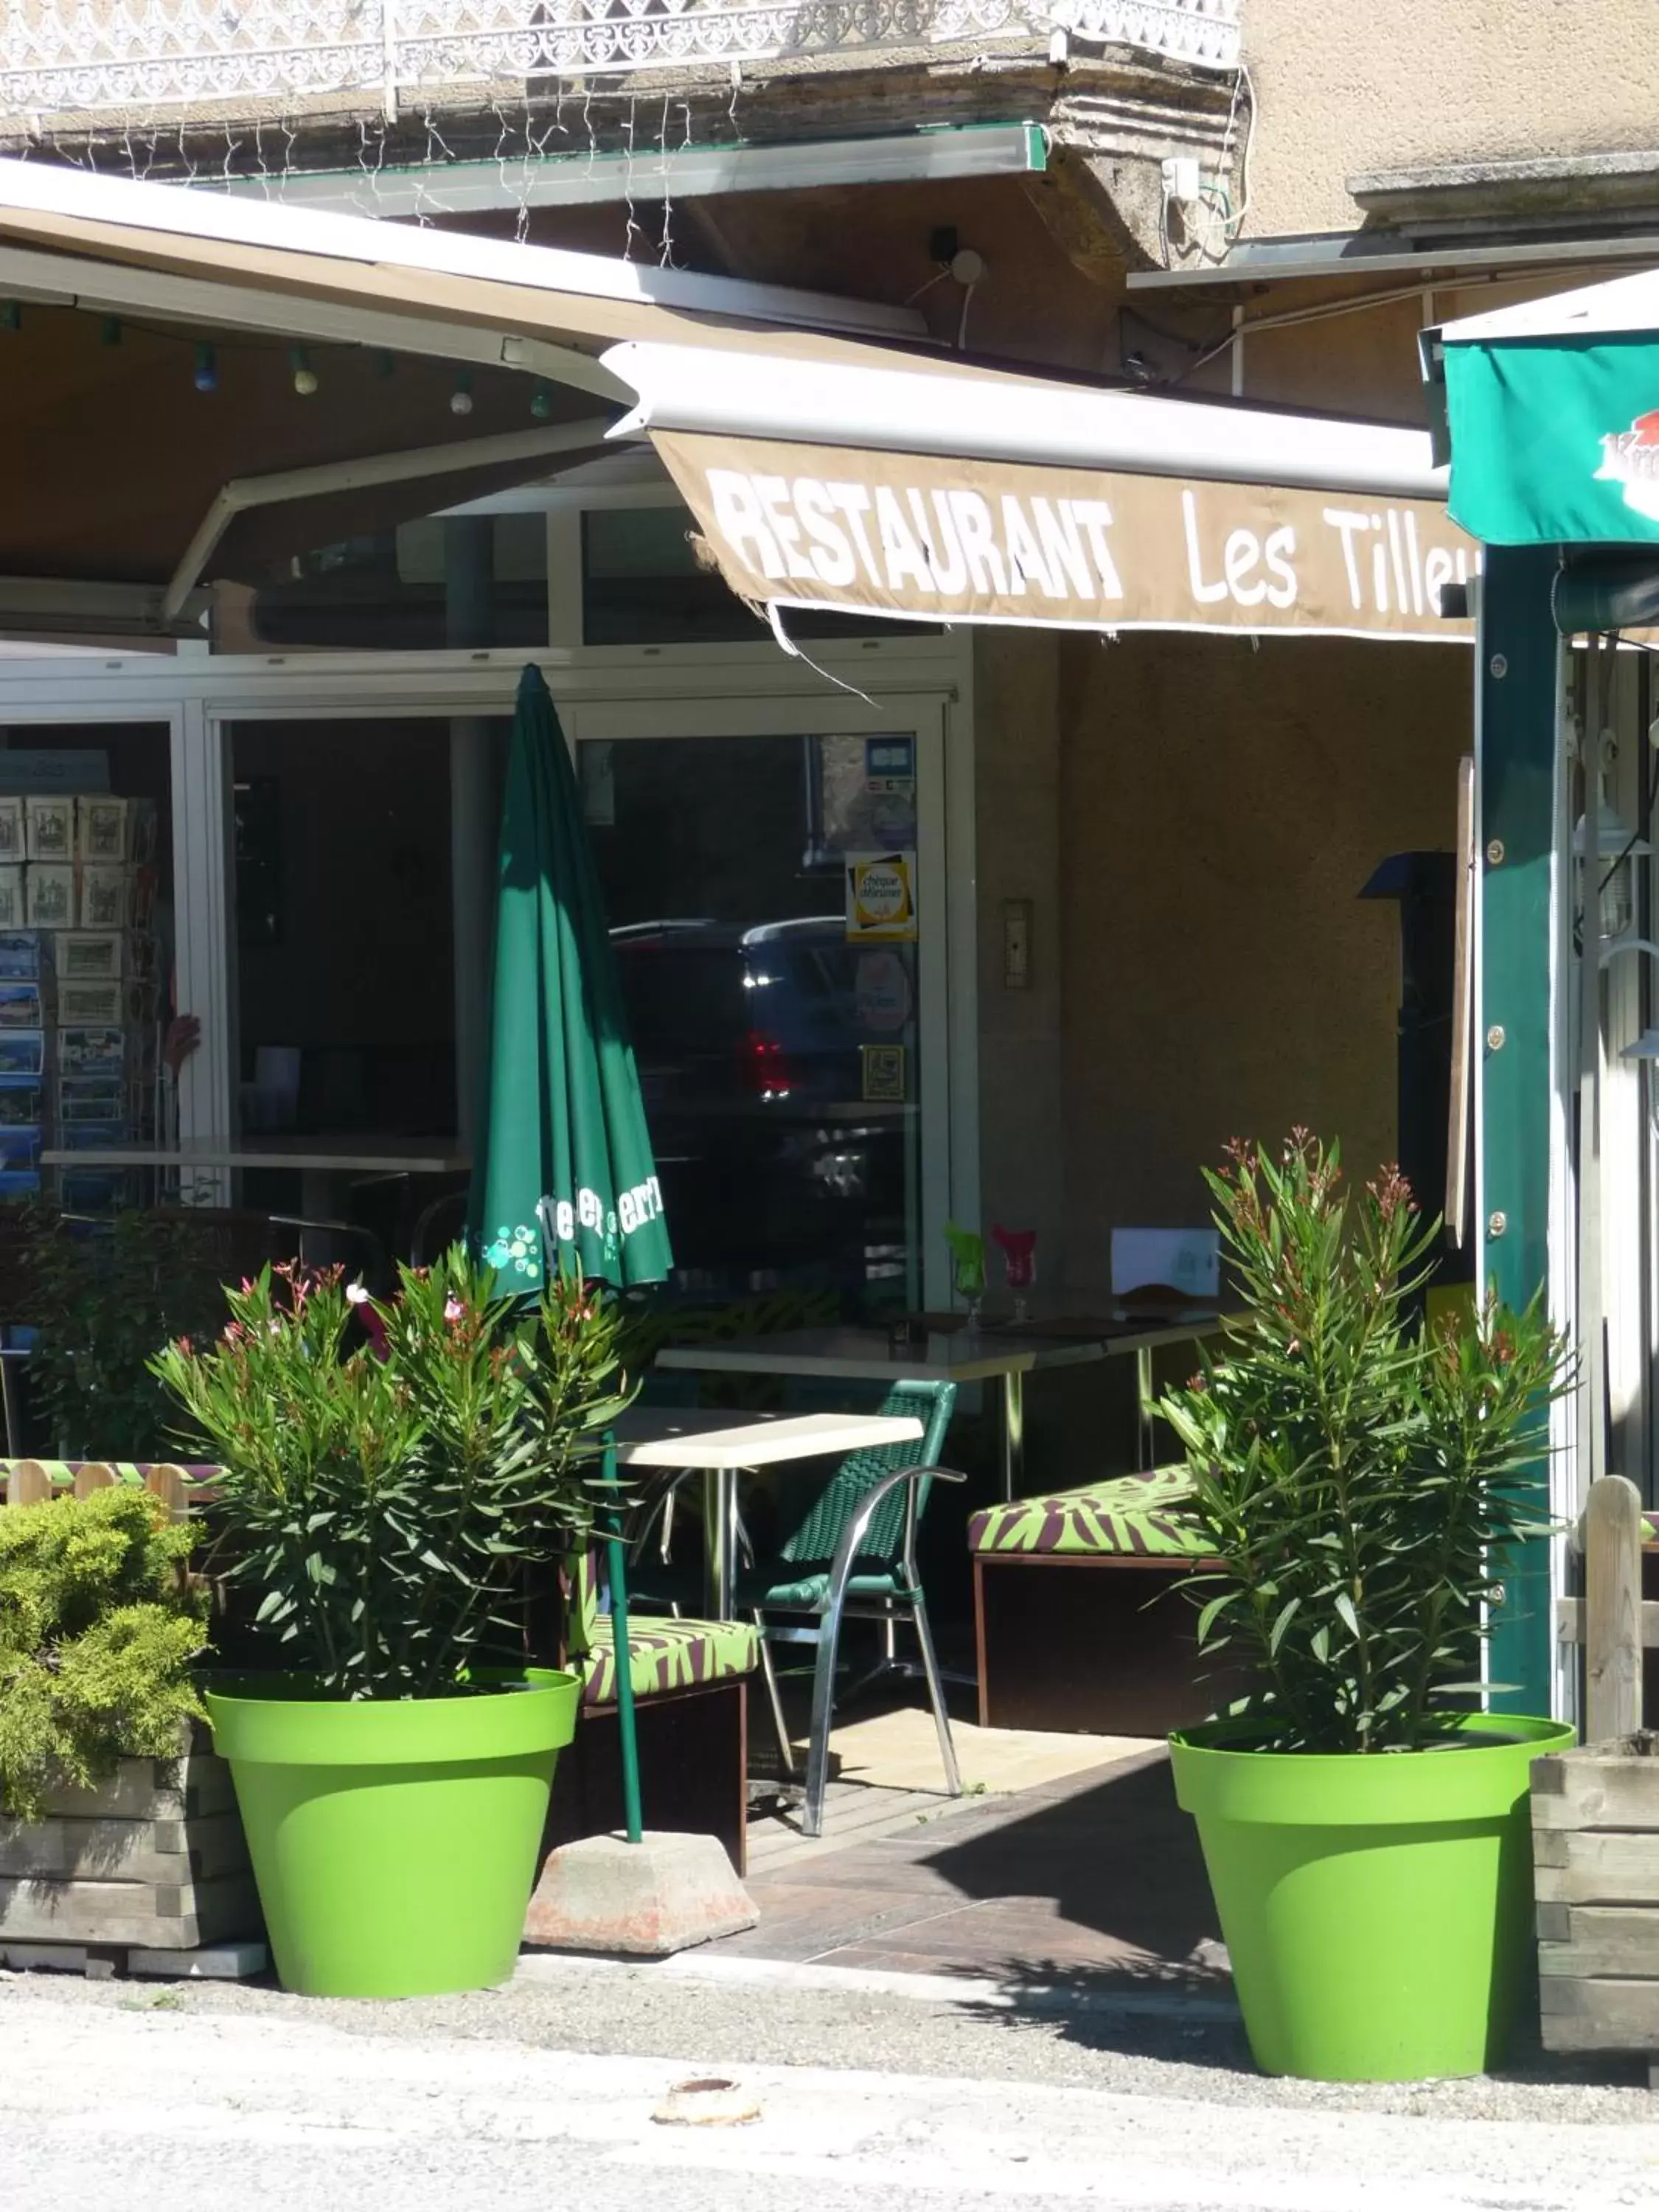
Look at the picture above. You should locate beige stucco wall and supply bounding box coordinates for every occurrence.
[1242,0,1659,239]
[973,625,1476,1295]
[972,627,1070,1266]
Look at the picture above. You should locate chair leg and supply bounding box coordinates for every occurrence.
[754,1610,797,1779]
[803,1594,851,1839]
[911,1596,962,1799]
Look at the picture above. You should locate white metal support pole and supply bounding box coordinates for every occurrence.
[447,518,499,1150]
[170,700,235,1202]
[1579,639,1615,1501]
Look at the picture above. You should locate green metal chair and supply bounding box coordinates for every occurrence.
[736,1379,964,1837]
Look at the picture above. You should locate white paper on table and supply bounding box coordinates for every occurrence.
[1110,1226,1220,1300]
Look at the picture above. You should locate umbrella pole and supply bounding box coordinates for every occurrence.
[601,1436,644,1846]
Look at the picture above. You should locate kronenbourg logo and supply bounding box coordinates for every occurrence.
[1596,409,1659,521]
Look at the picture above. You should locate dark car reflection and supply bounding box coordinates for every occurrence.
[610,918,912,1295]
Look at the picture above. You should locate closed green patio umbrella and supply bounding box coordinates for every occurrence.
[470,664,672,1293]
[469,661,672,1841]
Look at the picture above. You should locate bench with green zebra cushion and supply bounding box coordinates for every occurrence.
[968,1469,1242,1739]
[574,1612,758,1710]
[543,1552,760,1874]
[968,1467,1208,1560]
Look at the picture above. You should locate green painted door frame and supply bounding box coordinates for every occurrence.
[1476,543,1562,1719]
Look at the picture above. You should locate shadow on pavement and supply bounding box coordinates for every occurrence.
[919,1747,1223,1967]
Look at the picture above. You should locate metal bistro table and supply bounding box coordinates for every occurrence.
[38,1136,471,1222]
[610,1405,925,1623]
[655,1313,1223,1501]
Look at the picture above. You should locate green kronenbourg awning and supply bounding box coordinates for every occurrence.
[467,663,672,1293]
[1441,331,1659,548]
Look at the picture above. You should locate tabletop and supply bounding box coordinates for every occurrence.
[38,1136,471,1175]
[653,1313,1223,1384]
[610,1406,924,1469]
[655,1326,1104,1383]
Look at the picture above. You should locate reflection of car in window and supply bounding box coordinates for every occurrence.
[611,918,911,1297]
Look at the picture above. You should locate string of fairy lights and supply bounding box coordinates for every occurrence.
[13,86,735,265]
[0,293,561,421]
[1,88,730,417]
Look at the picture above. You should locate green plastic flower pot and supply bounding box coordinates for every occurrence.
[206,1670,581,1999]
[1169,1713,1576,2081]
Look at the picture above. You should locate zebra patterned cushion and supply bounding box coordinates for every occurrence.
[579,1613,759,1709]
[968,1467,1208,1559]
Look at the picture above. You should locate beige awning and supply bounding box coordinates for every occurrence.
[0,158,1476,645]
[608,345,1477,644]
[650,429,1477,641]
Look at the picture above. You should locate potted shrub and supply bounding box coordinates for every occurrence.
[153,1248,629,1999]
[1161,1133,1575,2083]
[0,1484,252,1952]
[0,1483,206,1822]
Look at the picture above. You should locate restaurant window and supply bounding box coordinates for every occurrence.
[580,507,935,648]
[583,728,925,1312]
[220,512,549,653]
[0,723,174,1214]
[227,717,483,1152]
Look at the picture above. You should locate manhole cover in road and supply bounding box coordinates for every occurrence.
[652,2076,762,2126]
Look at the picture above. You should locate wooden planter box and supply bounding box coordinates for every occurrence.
[0,1728,261,1960]
[1533,1732,1659,2082]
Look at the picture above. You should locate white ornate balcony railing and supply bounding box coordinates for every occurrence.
[1,1,1241,130]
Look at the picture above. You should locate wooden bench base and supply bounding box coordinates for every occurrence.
[544,1680,751,1876]
[974,1554,1244,1739]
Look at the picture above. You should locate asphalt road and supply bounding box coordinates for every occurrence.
[4,1969,1659,2212]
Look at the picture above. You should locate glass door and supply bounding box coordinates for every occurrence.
[565,698,951,1317]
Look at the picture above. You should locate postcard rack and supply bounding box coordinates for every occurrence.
[0,794,161,1211]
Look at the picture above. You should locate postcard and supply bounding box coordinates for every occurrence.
[55,931,122,982]
[58,1082,124,1120]
[0,984,41,1028]
[0,1124,38,1167]
[0,1077,41,1126]
[0,1029,44,1077]
[58,1169,119,1211]
[0,869,22,931]
[26,866,74,928]
[58,980,121,1026]
[58,1026,123,1078]
[78,865,129,931]
[60,1120,126,1151]
[0,932,40,981]
[24,796,72,862]
[0,799,21,863]
[76,796,128,862]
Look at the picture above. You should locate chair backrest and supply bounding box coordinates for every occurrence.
[777,1379,956,1569]
[411,1186,470,1270]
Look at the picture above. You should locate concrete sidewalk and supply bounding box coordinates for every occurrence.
[3,1978,1656,2212]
